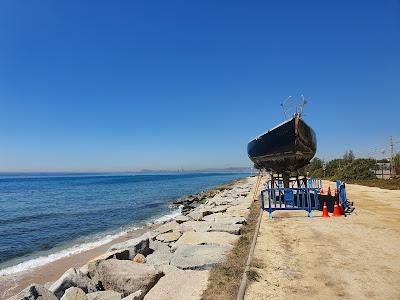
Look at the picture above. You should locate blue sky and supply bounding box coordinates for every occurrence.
[0,0,399,172]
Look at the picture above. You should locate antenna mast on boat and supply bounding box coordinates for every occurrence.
[280,94,307,119]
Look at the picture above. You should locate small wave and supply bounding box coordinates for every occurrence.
[0,207,183,277]
[0,229,134,277]
[150,206,183,225]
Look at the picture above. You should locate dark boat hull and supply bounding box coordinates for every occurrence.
[247,116,317,173]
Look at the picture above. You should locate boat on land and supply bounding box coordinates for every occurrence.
[247,96,317,174]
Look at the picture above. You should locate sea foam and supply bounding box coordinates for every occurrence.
[0,207,182,277]
[0,229,132,277]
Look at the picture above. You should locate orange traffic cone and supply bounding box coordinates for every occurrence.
[322,202,330,218]
[320,187,324,195]
[327,186,332,196]
[339,201,344,215]
[333,201,342,217]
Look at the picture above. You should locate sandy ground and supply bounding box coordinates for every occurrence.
[0,226,154,300]
[245,181,400,300]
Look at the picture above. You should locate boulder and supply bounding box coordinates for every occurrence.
[154,264,181,274]
[202,213,246,224]
[60,288,87,300]
[172,231,239,249]
[121,290,144,300]
[49,268,96,298]
[178,220,242,235]
[155,221,179,234]
[86,249,130,277]
[146,243,174,266]
[187,208,213,221]
[143,270,209,300]
[178,221,212,233]
[170,245,230,270]
[79,264,89,277]
[108,234,151,259]
[9,283,58,300]
[155,231,182,243]
[225,205,250,217]
[149,239,170,252]
[90,259,163,297]
[174,215,190,224]
[207,223,242,235]
[86,291,121,300]
[207,198,234,207]
[133,253,146,263]
[209,205,230,213]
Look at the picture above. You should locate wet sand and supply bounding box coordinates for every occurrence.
[0,225,155,300]
[245,181,400,300]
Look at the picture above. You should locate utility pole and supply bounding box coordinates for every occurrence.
[390,136,394,161]
[389,136,399,177]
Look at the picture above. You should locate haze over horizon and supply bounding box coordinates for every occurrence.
[1,1,399,172]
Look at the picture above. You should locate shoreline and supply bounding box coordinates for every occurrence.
[0,177,249,299]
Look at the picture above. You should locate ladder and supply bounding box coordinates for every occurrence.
[252,170,263,202]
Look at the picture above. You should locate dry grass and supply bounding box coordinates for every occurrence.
[202,200,261,300]
[346,178,400,190]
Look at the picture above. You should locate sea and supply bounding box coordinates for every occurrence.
[0,172,249,275]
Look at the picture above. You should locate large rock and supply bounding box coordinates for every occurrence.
[143,270,209,300]
[225,205,250,217]
[121,291,144,300]
[202,213,246,224]
[207,197,233,207]
[155,221,179,234]
[178,221,212,233]
[90,259,163,297]
[146,241,173,266]
[170,245,230,270]
[86,291,121,300]
[108,234,151,259]
[86,249,130,277]
[178,221,242,235]
[207,223,242,235]
[60,288,87,300]
[146,249,174,266]
[187,208,213,221]
[174,215,190,224]
[155,231,182,243]
[49,268,96,298]
[9,284,58,300]
[172,231,239,249]
[149,239,170,252]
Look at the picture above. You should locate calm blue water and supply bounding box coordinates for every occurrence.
[0,172,248,273]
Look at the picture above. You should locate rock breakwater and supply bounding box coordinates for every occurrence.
[9,177,255,300]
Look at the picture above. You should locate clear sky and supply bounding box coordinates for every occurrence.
[0,0,399,172]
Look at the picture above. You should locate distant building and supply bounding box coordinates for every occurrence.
[372,162,392,179]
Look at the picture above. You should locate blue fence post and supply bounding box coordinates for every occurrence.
[261,190,265,211]
[307,188,313,217]
[268,189,273,219]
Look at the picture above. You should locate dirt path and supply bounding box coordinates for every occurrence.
[245,181,400,300]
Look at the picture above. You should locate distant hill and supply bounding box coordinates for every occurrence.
[139,167,254,173]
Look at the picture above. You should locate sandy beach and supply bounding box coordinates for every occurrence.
[245,181,400,300]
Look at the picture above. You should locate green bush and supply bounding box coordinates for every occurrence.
[303,151,377,180]
[333,158,376,180]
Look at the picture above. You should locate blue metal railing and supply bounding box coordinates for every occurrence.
[261,186,320,219]
[336,180,348,210]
